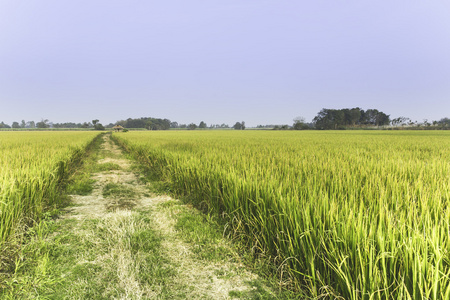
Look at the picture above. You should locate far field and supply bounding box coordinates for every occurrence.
[1,130,450,299]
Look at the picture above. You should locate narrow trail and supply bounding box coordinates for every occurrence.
[54,134,272,299]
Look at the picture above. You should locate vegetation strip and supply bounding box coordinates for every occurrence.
[0,131,101,280]
[113,130,450,299]
[1,134,280,299]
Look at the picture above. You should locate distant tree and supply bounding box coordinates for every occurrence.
[233,122,243,130]
[36,119,50,128]
[145,120,154,130]
[91,119,104,130]
[54,122,82,128]
[116,117,171,130]
[170,122,179,128]
[363,109,390,126]
[313,109,337,129]
[95,123,105,131]
[438,118,450,126]
[20,120,26,128]
[0,122,11,128]
[391,116,410,126]
[95,123,105,130]
[233,121,245,130]
[272,125,290,130]
[188,123,197,130]
[12,121,20,128]
[116,120,126,127]
[348,108,362,126]
[125,118,146,128]
[199,121,207,129]
[27,121,35,128]
[80,122,92,129]
[314,107,389,129]
[293,116,309,130]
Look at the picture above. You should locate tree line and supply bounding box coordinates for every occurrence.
[0,119,107,130]
[313,107,390,129]
[115,117,171,130]
[0,117,241,131]
[289,108,448,130]
[1,110,449,130]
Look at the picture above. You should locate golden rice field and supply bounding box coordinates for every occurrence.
[0,132,99,246]
[113,130,450,299]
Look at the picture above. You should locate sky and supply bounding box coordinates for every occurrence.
[1,1,450,127]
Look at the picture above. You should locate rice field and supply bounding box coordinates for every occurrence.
[113,130,450,299]
[0,132,100,246]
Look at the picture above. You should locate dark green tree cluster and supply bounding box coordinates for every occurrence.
[273,125,290,130]
[313,108,390,129]
[188,123,197,130]
[116,117,171,130]
[233,121,245,130]
[36,119,50,128]
[438,118,450,127]
[53,122,83,128]
[92,119,105,130]
[293,116,311,130]
[0,122,11,128]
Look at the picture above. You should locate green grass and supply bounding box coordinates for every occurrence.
[162,200,234,262]
[0,210,176,299]
[94,162,121,172]
[66,177,95,195]
[65,135,122,196]
[128,160,173,195]
[156,199,302,299]
[101,183,138,210]
[102,183,136,199]
[102,183,137,210]
[64,133,106,196]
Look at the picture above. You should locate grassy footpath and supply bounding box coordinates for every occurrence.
[1,134,294,299]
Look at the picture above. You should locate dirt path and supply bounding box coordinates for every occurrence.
[61,134,272,299]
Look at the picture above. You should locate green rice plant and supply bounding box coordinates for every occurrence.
[0,132,100,249]
[113,130,450,299]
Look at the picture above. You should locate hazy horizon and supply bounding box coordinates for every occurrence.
[1,1,450,127]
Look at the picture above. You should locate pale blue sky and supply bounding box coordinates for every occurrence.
[1,1,449,126]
